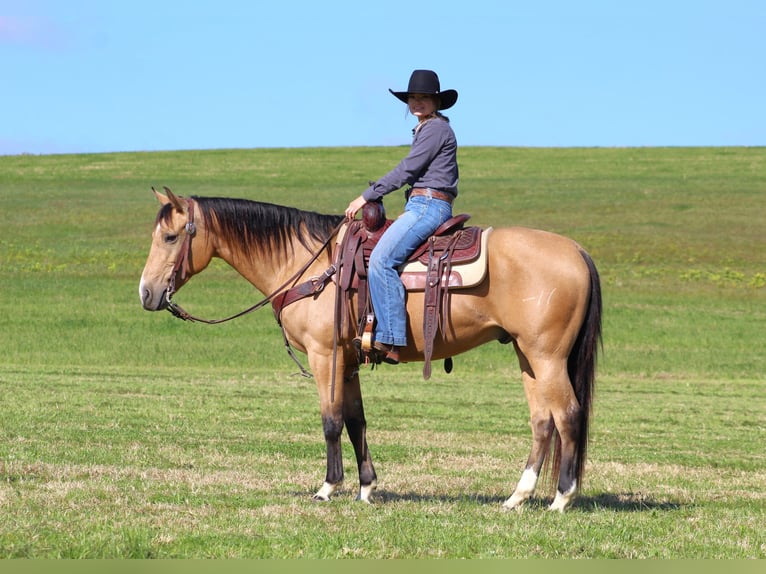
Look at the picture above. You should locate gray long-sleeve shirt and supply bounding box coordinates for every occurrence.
[362,117,459,202]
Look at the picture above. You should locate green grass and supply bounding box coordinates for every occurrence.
[1,147,765,558]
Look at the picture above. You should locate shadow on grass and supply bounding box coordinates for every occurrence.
[574,492,683,512]
[373,491,509,505]
[365,490,682,512]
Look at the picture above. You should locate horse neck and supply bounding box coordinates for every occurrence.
[211,225,332,295]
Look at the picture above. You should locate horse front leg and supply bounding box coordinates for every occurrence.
[310,353,346,502]
[312,410,345,501]
[343,366,377,503]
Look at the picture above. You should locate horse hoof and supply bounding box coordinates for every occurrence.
[548,484,576,512]
[502,500,524,512]
[312,481,338,502]
[356,482,377,504]
[548,496,571,514]
[502,492,528,511]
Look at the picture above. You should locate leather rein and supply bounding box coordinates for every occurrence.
[164,197,345,375]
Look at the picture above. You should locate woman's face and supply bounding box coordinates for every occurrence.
[408,93,438,120]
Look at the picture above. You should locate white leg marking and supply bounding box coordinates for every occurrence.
[357,480,377,504]
[312,481,339,502]
[549,480,577,512]
[503,468,538,510]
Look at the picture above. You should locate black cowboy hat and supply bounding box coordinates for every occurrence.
[389,69,458,110]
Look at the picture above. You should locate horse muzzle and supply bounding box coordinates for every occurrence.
[139,278,170,311]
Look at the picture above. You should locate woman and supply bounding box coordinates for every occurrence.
[345,69,459,365]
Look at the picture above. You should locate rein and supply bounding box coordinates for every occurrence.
[164,197,345,375]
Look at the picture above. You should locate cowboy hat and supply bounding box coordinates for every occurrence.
[389,69,458,110]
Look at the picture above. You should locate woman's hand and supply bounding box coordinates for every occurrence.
[345,195,367,220]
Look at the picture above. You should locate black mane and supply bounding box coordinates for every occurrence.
[192,196,343,258]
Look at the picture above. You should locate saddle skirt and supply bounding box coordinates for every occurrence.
[400,226,491,291]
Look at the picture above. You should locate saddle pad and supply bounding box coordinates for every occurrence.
[399,227,492,291]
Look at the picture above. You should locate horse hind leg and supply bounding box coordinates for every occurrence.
[548,399,583,512]
[536,361,583,513]
[503,420,555,510]
[503,362,555,511]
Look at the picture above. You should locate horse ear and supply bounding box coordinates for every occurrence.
[151,186,186,212]
[152,186,171,205]
[163,186,186,212]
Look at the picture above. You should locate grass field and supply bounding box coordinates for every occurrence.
[1,146,765,558]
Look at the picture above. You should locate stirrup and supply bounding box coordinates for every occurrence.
[353,336,387,367]
[360,313,375,351]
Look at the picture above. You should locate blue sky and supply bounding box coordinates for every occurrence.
[2,0,764,155]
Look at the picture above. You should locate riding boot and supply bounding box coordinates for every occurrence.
[373,341,400,365]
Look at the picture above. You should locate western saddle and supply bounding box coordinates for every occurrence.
[272,200,488,380]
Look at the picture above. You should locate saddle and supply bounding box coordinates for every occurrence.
[336,201,489,379]
[271,201,490,380]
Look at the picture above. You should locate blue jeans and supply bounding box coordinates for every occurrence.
[368,194,453,347]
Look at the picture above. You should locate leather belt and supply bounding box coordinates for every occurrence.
[409,187,455,204]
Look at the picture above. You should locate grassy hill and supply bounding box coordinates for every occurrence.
[0,147,764,557]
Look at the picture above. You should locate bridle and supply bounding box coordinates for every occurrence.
[162,196,345,378]
[164,196,343,322]
[164,198,196,311]
[162,194,276,325]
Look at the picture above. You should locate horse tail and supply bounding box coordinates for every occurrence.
[551,248,602,490]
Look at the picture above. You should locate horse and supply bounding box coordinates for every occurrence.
[139,187,602,512]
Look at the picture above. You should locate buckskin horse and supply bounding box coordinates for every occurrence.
[139,187,602,512]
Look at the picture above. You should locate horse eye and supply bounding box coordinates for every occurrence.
[164,233,179,244]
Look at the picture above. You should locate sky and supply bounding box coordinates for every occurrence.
[1,0,764,155]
